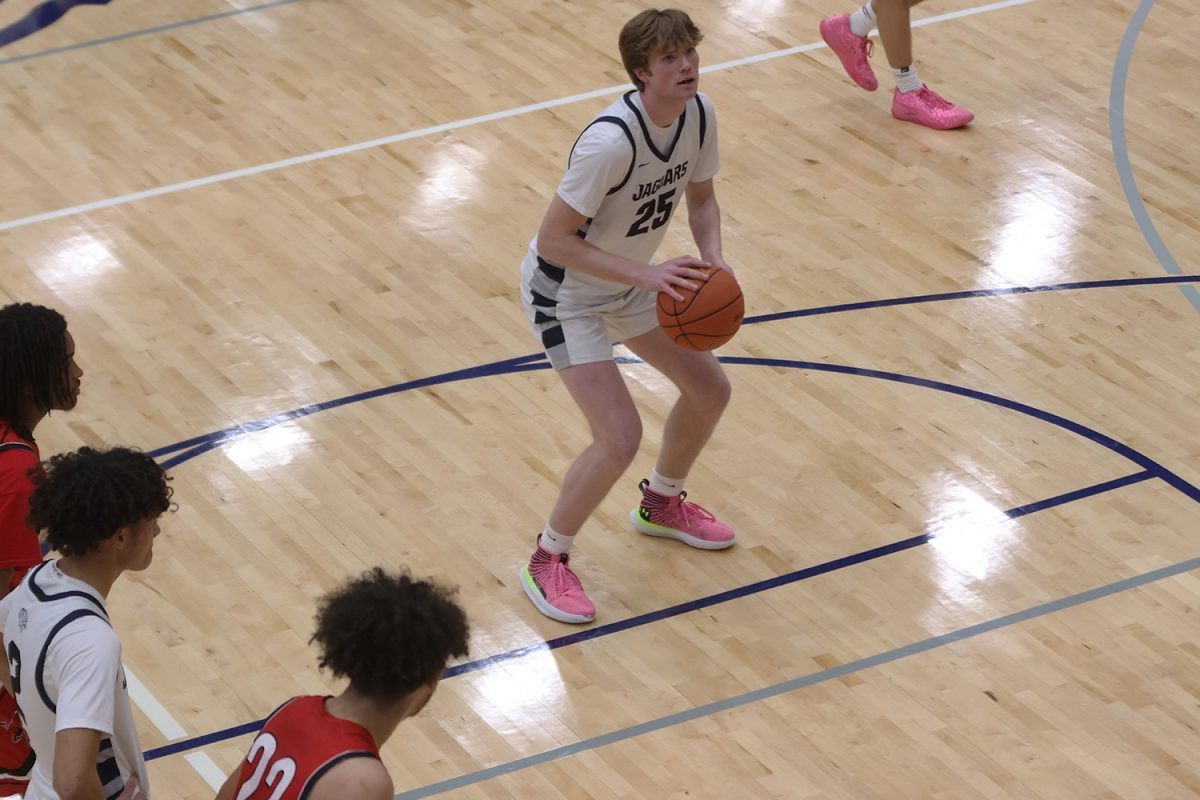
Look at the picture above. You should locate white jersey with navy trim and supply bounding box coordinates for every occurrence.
[521,89,720,315]
[0,561,149,800]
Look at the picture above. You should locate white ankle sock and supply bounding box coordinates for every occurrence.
[892,65,923,93]
[648,468,685,497]
[849,2,875,37]
[539,525,575,555]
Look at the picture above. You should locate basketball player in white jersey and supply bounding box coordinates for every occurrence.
[0,447,173,799]
[518,9,737,624]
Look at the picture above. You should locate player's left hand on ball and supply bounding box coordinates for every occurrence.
[707,258,734,276]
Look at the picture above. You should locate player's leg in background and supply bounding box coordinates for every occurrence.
[874,0,975,129]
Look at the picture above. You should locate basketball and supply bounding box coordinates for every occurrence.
[656,266,744,351]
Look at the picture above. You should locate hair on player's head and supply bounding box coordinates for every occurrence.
[0,303,71,439]
[311,567,470,702]
[28,446,173,556]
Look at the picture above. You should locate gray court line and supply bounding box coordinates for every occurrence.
[1109,0,1200,312]
[394,556,1200,799]
[0,0,303,66]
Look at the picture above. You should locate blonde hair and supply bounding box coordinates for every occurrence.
[619,9,704,91]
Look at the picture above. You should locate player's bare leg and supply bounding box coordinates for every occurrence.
[522,360,641,624]
[622,329,735,549]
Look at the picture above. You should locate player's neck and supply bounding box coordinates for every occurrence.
[325,691,406,748]
[639,90,685,128]
[56,555,118,599]
[16,400,46,438]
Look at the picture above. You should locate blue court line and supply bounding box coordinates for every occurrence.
[137,279,1200,762]
[151,2,1197,779]
[142,468,1157,761]
[719,357,1200,504]
[0,0,303,65]
[145,275,1200,466]
[0,0,111,50]
[392,555,1200,799]
[748,274,1200,325]
[1108,0,1200,312]
[150,354,551,466]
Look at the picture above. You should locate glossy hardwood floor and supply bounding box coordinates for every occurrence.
[1,0,1198,797]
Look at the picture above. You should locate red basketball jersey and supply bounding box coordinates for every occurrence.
[0,427,40,791]
[0,428,43,581]
[231,696,381,800]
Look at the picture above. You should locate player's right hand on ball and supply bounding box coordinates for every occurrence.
[642,256,712,302]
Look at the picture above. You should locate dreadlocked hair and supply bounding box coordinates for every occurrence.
[27,446,174,556]
[0,303,70,440]
[311,567,470,703]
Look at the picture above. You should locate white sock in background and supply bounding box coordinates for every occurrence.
[892,65,923,93]
[849,2,875,36]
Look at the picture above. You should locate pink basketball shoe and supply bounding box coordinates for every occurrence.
[891,86,974,130]
[819,14,878,91]
[630,479,736,550]
[520,539,595,624]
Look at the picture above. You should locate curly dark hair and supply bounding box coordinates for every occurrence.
[27,447,174,556]
[0,303,70,439]
[311,567,470,702]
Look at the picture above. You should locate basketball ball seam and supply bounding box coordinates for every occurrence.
[664,292,743,326]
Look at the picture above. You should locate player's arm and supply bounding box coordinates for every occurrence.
[0,595,11,694]
[53,626,133,799]
[685,178,730,273]
[309,757,394,800]
[214,766,240,800]
[54,728,139,799]
[536,197,706,301]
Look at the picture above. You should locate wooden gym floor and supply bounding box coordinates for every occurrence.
[1,0,1198,797]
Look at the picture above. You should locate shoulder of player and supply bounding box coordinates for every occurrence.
[576,116,636,150]
[309,756,393,800]
[0,592,14,631]
[49,610,119,655]
[0,439,39,484]
[693,91,717,118]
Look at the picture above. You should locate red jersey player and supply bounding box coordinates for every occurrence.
[215,568,469,799]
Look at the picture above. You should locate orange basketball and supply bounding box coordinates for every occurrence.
[656,266,744,351]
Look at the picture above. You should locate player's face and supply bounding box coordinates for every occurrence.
[409,679,439,718]
[56,330,83,411]
[124,516,162,571]
[639,43,700,104]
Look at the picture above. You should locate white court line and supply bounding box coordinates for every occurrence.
[0,0,1037,234]
[125,668,227,790]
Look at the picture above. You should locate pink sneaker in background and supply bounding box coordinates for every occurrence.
[891,86,974,129]
[819,14,878,91]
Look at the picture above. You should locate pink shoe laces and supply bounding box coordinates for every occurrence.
[639,480,718,530]
[916,87,953,108]
[529,548,581,598]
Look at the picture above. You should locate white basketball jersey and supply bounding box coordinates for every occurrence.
[0,561,149,799]
[522,89,720,312]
